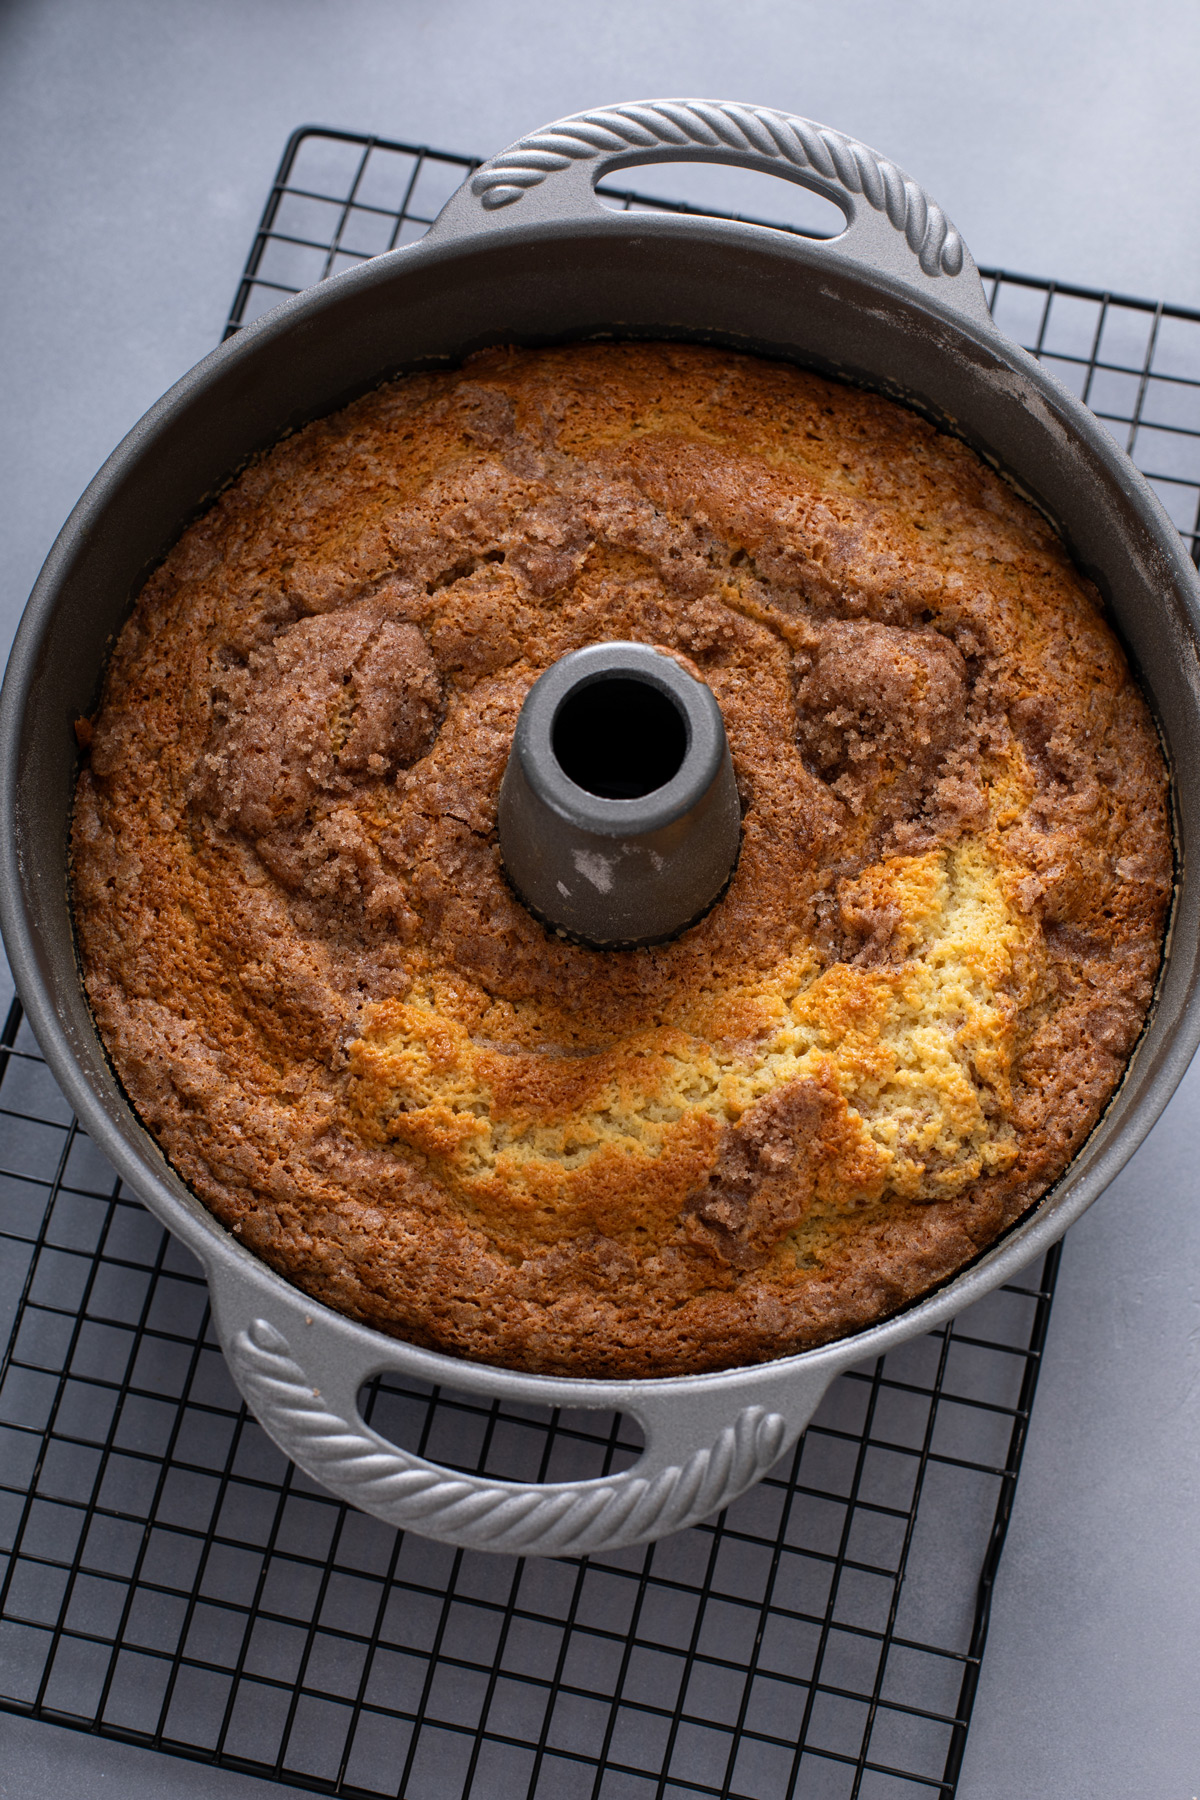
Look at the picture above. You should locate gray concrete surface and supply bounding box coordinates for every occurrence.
[1,2,1198,1795]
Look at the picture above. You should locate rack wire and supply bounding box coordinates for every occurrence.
[11,117,1199,1796]
[0,987,1060,1797]
[227,128,1200,568]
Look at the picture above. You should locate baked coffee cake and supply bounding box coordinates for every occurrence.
[71,343,1172,1375]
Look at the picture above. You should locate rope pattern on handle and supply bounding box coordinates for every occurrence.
[468,101,964,279]
[231,1318,789,1555]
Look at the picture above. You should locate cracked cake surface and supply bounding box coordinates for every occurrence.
[71,342,1172,1376]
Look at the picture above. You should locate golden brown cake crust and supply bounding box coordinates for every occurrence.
[71,343,1172,1376]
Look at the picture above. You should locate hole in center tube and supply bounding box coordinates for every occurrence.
[552,676,688,799]
[358,1375,644,1483]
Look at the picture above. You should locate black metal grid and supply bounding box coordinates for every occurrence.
[227,127,1200,569]
[0,994,1060,1798]
[15,117,1200,1795]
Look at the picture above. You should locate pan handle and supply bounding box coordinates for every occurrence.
[428,99,992,324]
[206,1256,836,1555]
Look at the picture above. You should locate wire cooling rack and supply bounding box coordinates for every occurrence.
[0,990,1059,1799]
[11,117,1200,1798]
[228,128,1200,565]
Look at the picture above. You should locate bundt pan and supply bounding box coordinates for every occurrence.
[4,101,1200,1556]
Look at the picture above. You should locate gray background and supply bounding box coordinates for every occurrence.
[1,2,1198,1795]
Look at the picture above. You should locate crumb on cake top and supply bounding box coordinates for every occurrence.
[71,343,1172,1376]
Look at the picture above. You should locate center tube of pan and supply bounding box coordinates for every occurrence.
[497,642,743,949]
